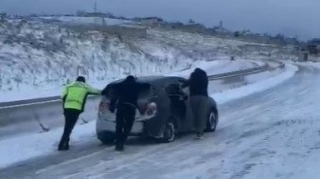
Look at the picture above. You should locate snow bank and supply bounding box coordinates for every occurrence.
[212,62,298,104]
[0,62,297,169]
[165,59,258,77]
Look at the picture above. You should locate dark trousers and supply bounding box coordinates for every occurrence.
[190,95,208,135]
[115,104,136,146]
[58,108,81,149]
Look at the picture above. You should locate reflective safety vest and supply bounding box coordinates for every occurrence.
[61,81,101,111]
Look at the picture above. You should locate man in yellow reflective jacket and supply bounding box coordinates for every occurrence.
[58,76,101,151]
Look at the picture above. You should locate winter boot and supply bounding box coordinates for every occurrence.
[195,133,204,140]
[58,139,69,151]
[115,143,124,151]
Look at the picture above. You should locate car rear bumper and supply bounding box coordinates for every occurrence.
[96,118,145,136]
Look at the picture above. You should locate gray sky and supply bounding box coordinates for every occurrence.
[1,0,319,40]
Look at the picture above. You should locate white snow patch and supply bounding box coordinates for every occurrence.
[165,59,258,78]
[0,121,97,169]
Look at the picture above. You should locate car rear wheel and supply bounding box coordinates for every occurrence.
[159,121,176,143]
[205,108,218,132]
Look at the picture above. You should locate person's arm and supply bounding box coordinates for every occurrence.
[61,85,68,103]
[180,79,189,88]
[108,83,121,113]
[203,70,208,81]
[101,83,115,96]
[202,71,209,87]
[180,71,195,88]
[86,84,102,95]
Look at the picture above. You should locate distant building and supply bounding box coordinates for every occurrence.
[219,20,223,28]
[308,38,320,54]
[299,46,309,61]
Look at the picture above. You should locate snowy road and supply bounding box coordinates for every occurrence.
[1,63,320,179]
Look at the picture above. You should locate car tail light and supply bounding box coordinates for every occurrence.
[99,101,109,113]
[144,102,157,116]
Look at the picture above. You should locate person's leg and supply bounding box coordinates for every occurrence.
[59,109,73,150]
[122,106,136,143]
[190,96,206,139]
[58,109,80,150]
[115,106,125,151]
[197,96,208,137]
[189,96,200,133]
[64,110,80,148]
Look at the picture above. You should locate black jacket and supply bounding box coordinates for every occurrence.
[102,80,151,108]
[182,69,208,96]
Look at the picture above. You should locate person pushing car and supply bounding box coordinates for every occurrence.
[58,76,101,151]
[181,68,209,139]
[103,75,151,151]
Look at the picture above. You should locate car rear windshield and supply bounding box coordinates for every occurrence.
[139,84,155,99]
[102,83,155,99]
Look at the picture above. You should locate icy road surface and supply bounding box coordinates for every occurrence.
[1,63,320,179]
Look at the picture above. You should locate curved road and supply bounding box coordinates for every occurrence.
[1,64,320,179]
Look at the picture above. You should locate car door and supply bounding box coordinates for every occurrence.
[176,78,194,132]
[165,78,193,132]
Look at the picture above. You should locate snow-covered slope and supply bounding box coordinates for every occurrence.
[148,28,293,62]
[0,17,292,102]
[0,19,191,98]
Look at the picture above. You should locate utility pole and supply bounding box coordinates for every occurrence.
[94,1,97,14]
[219,20,223,28]
[94,1,98,25]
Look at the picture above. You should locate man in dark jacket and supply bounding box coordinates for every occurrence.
[182,68,209,139]
[103,75,151,151]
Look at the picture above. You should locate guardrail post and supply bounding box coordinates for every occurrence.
[79,115,88,124]
[32,107,50,132]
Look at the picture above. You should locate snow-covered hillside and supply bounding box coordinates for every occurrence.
[148,28,295,61]
[0,16,293,102]
[0,19,192,95]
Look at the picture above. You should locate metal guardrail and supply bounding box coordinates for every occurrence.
[209,61,285,80]
[0,61,284,109]
[208,64,268,80]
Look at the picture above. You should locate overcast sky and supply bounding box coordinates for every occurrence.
[1,0,319,40]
